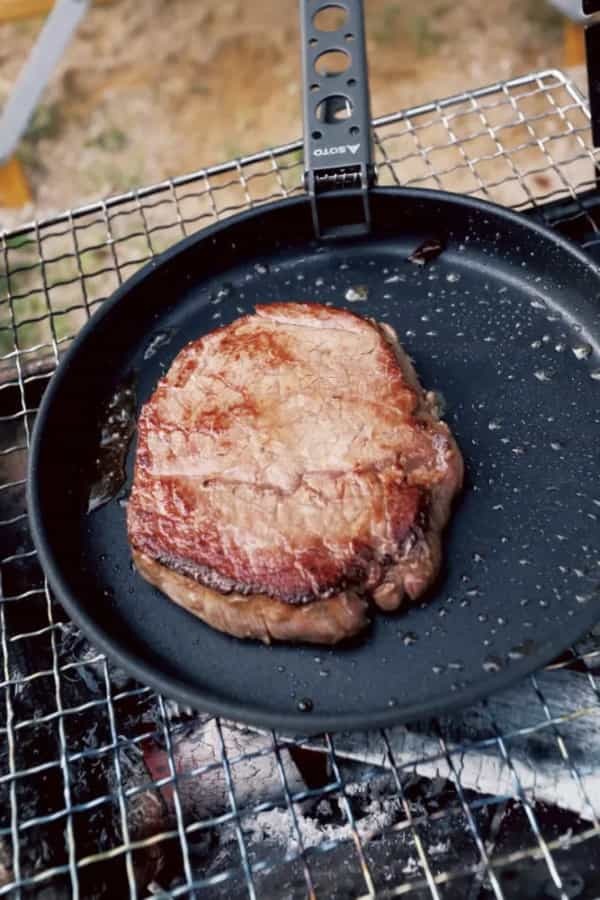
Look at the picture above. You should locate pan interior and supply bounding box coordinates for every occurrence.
[31,192,600,731]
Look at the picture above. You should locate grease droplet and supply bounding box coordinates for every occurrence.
[345,285,368,302]
[143,330,173,360]
[572,343,592,360]
[483,655,503,673]
[402,632,418,646]
[508,641,535,660]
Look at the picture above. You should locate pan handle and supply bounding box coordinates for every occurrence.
[300,0,375,239]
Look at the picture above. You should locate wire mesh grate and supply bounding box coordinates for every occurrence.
[1,68,600,898]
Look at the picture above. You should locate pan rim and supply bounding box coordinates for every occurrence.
[27,187,600,733]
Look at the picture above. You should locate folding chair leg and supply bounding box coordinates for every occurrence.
[564,19,586,67]
[0,156,32,208]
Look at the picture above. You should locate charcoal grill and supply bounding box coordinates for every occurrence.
[2,67,600,898]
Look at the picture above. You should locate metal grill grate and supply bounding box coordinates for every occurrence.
[1,68,600,899]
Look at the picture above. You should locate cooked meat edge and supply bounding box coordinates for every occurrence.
[133,548,369,645]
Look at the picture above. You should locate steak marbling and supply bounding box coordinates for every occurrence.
[127,303,463,644]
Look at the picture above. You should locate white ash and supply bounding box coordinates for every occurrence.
[57,621,132,691]
[402,856,419,875]
[225,773,404,856]
[328,666,600,819]
[168,719,304,820]
[428,840,450,856]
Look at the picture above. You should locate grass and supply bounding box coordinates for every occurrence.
[372,3,402,45]
[222,141,244,161]
[17,102,63,173]
[0,288,45,357]
[279,148,303,193]
[4,235,33,251]
[372,5,445,55]
[86,127,128,152]
[82,159,145,195]
[406,14,445,55]
[0,244,88,357]
[524,0,563,37]
[24,102,62,143]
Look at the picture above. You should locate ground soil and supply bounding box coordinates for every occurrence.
[0,0,566,228]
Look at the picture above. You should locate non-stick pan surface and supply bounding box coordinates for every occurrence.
[29,189,600,732]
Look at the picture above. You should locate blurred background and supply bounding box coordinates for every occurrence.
[0,0,584,228]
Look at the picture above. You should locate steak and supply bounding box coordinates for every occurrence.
[127,303,463,644]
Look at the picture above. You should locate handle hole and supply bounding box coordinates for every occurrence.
[316,95,353,123]
[310,83,320,92]
[347,77,357,87]
[312,5,348,32]
[309,37,318,46]
[349,125,359,135]
[344,32,354,41]
[312,130,323,139]
[314,49,351,76]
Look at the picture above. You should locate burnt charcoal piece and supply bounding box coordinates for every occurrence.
[407,237,445,266]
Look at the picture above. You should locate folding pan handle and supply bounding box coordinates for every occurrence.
[300,0,375,239]
[583,1,600,146]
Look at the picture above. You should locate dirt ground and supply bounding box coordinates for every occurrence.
[0,0,567,228]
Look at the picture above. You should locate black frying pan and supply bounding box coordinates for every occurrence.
[28,2,600,733]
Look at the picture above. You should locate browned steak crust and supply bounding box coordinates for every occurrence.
[133,549,370,645]
[127,303,463,644]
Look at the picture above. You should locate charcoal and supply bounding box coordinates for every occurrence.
[0,603,169,897]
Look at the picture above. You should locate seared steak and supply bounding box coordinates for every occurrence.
[127,303,463,644]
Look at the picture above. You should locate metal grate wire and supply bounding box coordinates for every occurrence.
[1,68,600,898]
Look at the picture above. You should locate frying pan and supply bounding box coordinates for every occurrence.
[28,1,600,732]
